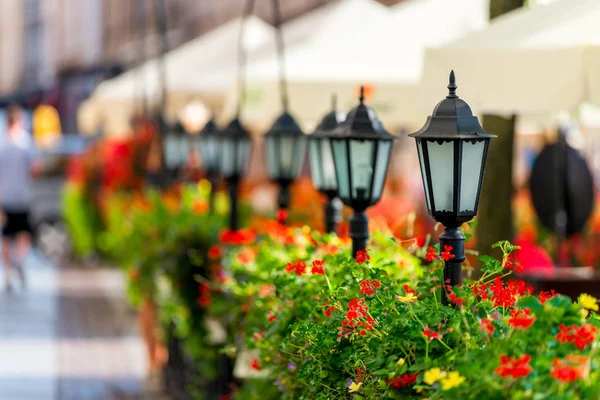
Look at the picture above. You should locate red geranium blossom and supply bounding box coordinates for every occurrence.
[355,249,370,263]
[360,279,381,295]
[267,311,277,323]
[311,259,326,275]
[236,248,255,265]
[219,228,256,245]
[448,292,465,307]
[425,246,438,262]
[208,245,222,260]
[556,324,597,350]
[495,354,532,379]
[249,358,262,371]
[285,259,307,276]
[508,308,535,329]
[480,318,495,336]
[539,290,557,304]
[276,208,288,224]
[551,357,587,383]
[441,245,455,261]
[386,372,420,390]
[423,326,442,340]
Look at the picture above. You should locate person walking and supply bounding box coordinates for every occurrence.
[0,104,42,291]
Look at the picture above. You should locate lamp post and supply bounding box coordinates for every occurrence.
[309,96,344,233]
[409,71,495,303]
[219,118,251,231]
[197,118,221,213]
[330,87,395,257]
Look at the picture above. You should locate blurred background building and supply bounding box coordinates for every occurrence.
[0,0,405,133]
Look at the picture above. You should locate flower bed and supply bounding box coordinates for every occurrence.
[98,184,600,399]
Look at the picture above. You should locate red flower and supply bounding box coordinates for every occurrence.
[276,208,288,224]
[403,284,416,295]
[508,308,535,329]
[197,283,211,308]
[311,260,326,275]
[495,354,532,379]
[539,290,557,304]
[441,245,455,261]
[425,246,438,262]
[268,312,277,323]
[249,358,262,371]
[551,358,587,383]
[480,318,495,336]
[324,305,335,317]
[285,259,307,276]
[208,245,222,260]
[355,249,370,263]
[236,248,255,265]
[504,255,523,273]
[556,324,597,350]
[219,228,256,245]
[472,282,489,300]
[360,280,381,295]
[423,326,442,340]
[448,292,465,307]
[386,372,420,390]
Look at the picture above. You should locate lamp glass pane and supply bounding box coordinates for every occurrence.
[309,139,324,190]
[200,136,219,171]
[416,141,431,211]
[265,136,279,180]
[178,136,189,167]
[460,140,485,213]
[427,140,454,212]
[236,138,250,175]
[320,138,337,191]
[371,141,391,202]
[164,134,179,169]
[349,139,374,202]
[332,139,350,200]
[220,140,236,178]
[279,136,295,179]
[290,136,307,179]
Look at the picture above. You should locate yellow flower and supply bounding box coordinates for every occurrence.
[397,358,405,366]
[440,372,465,391]
[579,294,599,311]
[423,368,445,385]
[348,381,362,393]
[397,293,416,303]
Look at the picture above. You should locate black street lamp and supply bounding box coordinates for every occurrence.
[330,87,395,257]
[409,71,495,302]
[264,112,306,224]
[309,96,344,233]
[219,118,252,231]
[197,118,221,213]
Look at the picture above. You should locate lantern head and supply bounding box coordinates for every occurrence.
[219,118,252,181]
[264,111,306,186]
[409,71,496,228]
[197,119,221,175]
[330,87,395,212]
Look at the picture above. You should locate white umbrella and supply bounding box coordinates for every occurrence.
[225,0,488,131]
[420,0,600,115]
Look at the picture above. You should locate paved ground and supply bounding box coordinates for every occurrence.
[0,251,169,400]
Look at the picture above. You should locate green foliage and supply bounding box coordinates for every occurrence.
[61,183,102,258]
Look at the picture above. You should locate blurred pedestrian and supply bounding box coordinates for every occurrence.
[0,104,43,291]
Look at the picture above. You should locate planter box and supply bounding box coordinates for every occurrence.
[517,267,599,300]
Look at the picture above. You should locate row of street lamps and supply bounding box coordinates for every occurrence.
[163,71,494,297]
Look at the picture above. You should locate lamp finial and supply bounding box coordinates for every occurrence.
[447,70,458,99]
[359,86,365,105]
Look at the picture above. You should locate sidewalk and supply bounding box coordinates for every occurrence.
[0,252,168,400]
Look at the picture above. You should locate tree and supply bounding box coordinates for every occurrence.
[476,0,525,257]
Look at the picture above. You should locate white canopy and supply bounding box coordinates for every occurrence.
[420,0,600,115]
[225,0,488,131]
